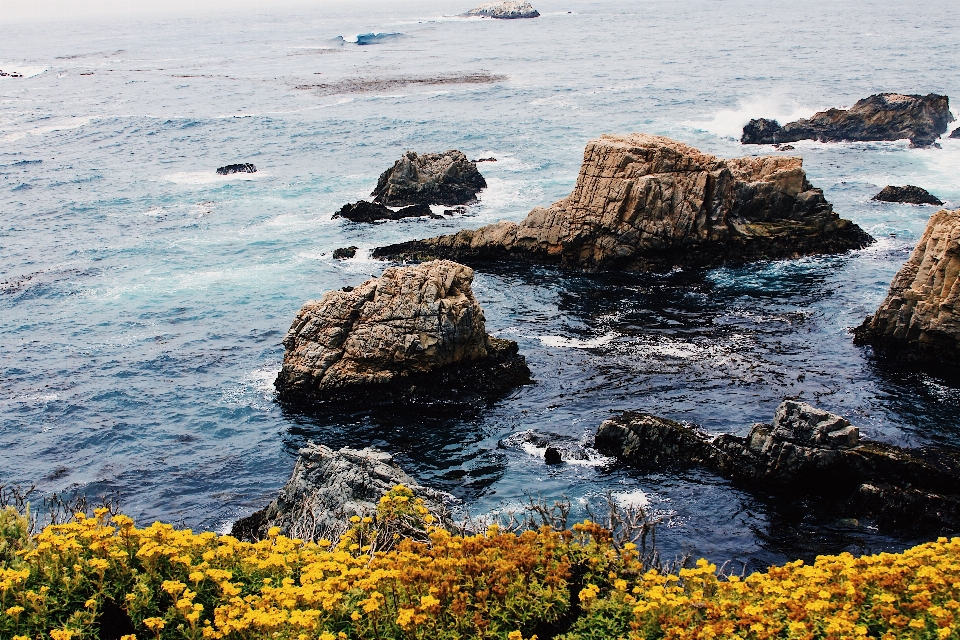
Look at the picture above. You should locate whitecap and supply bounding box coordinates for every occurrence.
[613,489,650,508]
[163,171,263,185]
[691,97,820,140]
[538,333,618,349]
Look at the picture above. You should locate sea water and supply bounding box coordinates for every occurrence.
[1,0,959,570]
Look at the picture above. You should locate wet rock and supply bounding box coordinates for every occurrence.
[951,127,960,139]
[741,93,953,147]
[544,447,563,465]
[474,157,497,162]
[463,2,540,19]
[333,201,435,223]
[854,208,960,364]
[594,400,960,534]
[274,260,530,409]
[372,150,487,206]
[872,185,943,206]
[333,246,358,259]
[374,134,872,271]
[216,163,257,175]
[444,206,466,216]
[230,444,449,542]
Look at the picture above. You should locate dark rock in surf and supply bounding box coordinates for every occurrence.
[274,260,530,410]
[544,447,563,465]
[333,201,435,223]
[500,429,593,464]
[950,127,960,139]
[372,150,486,207]
[594,400,960,534]
[741,93,954,147]
[216,163,257,175]
[474,157,497,162]
[463,2,540,19]
[872,185,943,206]
[333,246,358,259]
[374,134,872,272]
[230,443,449,542]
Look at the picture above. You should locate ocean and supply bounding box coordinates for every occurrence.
[2,0,959,570]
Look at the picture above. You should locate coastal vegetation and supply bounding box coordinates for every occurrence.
[2,485,959,640]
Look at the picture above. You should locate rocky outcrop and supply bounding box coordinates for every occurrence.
[333,246,358,259]
[872,185,943,206]
[372,150,487,206]
[217,163,257,175]
[595,400,960,534]
[463,2,540,18]
[951,128,960,139]
[231,444,449,542]
[274,260,530,408]
[333,201,437,223]
[374,134,872,271]
[741,93,953,147]
[854,208,960,364]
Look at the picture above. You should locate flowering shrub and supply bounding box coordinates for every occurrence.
[1,485,959,639]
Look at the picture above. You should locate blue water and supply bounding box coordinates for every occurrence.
[2,0,959,569]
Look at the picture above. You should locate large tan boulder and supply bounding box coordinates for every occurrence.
[855,208,960,364]
[274,260,529,407]
[374,134,871,271]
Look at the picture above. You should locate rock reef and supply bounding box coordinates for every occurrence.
[333,201,437,223]
[463,2,540,19]
[854,208,960,365]
[231,444,448,542]
[872,185,943,206]
[741,93,953,147]
[595,400,960,533]
[216,163,257,175]
[274,260,530,409]
[372,150,487,207]
[374,134,872,271]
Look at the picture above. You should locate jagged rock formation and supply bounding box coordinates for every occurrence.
[372,150,487,206]
[231,444,448,542]
[594,400,960,533]
[951,128,960,139]
[333,246,358,259]
[274,260,530,408]
[374,134,872,271]
[872,185,943,206]
[333,201,437,223]
[463,2,540,18]
[854,208,960,364]
[741,93,953,147]
[216,163,257,175]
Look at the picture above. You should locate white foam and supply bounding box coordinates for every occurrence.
[163,170,263,185]
[693,97,820,140]
[539,333,617,349]
[0,116,94,143]
[613,489,650,508]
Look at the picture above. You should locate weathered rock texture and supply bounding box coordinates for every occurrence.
[333,201,436,223]
[741,93,953,147]
[595,400,960,534]
[274,260,530,408]
[374,134,872,271]
[217,163,257,175]
[463,2,540,18]
[872,185,943,206]
[372,150,487,206]
[231,444,448,542]
[854,208,960,364]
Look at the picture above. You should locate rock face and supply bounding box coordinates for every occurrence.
[854,208,960,364]
[372,150,487,206]
[231,444,448,542]
[333,201,437,223]
[217,163,257,175]
[274,260,530,408]
[374,134,872,271]
[595,400,960,533]
[872,185,944,206]
[741,93,953,147]
[463,2,540,18]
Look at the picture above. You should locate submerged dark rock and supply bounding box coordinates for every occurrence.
[854,208,960,365]
[463,2,540,18]
[594,400,960,534]
[374,134,872,272]
[372,150,487,206]
[216,163,257,175]
[500,429,593,464]
[741,93,954,147]
[872,185,944,206]
[274,260,530,410]
[333,246,358,259]
[333,201,435,223]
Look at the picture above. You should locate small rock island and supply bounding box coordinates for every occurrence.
[872,185,943,206]
[463,2,540,19]
[372,150,486,206]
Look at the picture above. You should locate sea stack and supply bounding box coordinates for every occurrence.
[374,134,872,271]
[372,150,487,206]
[274,260,530,408]
[463,2,540,18]
[741,93,953,147]
[854,208,960,364]
[872,185,943,206]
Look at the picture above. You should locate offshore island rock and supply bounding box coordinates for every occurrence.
[594,400,960,533]
[741,93,953,147]
[230,444,449,542]
[333,200,436,223]
[463,2,540,18]
[372,150,487,206]
[854,208,960,364]
[274,259,530,409]
[374,134,872,271]
[872,185,943,206]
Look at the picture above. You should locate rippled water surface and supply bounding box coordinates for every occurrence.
[2,0,959,568]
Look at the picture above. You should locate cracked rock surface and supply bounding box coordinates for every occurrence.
[372,150,486,207]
